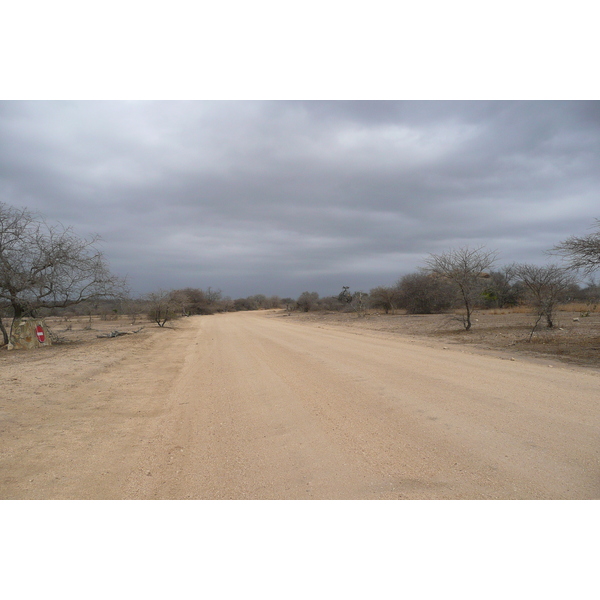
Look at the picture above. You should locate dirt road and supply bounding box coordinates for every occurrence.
[1,311,599,499]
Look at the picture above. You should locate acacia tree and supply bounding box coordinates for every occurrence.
[424,245,497,330]
[145,290,179,327]
[395,271,456,314]
[281,297,295,313]
[336,287,368,316]
[480,265,523,309]
[515,263,577,333]
[174,287,225,315]
[296,291,319,312]
[0,202,126,345]
[169,289,194,317]
[551,219,600,276]
[369,286,400,314]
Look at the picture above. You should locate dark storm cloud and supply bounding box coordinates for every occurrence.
[1,101,599,298]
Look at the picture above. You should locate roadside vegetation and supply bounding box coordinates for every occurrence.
[1,200,599,365]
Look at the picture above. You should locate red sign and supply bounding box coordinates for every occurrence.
[36,325,45,343]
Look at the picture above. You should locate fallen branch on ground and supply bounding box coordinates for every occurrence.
[97,327,145,338]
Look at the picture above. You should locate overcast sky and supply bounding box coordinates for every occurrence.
[1,100,599,299]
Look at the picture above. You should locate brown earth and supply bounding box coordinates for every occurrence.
[1,309,599,499]
[286,306,600,369]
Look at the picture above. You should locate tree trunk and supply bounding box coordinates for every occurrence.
[4,302,26,344]
[0,318,8,346]
[462,291,472,330]
[11,302,24,320]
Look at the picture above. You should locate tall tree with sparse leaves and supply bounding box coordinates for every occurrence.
[515,263,577,332]
[424,245,497,330]
[0,202,126,345]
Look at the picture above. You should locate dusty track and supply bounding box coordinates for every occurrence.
[1,311,599,499]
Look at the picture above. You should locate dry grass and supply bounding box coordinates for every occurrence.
[285,305,600,369]
[558,302,599,313]
[478,303,599,315]
[3,306,599,369]
[0,314,159,350]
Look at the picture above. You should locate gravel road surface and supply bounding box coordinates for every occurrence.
[2,311,598,499]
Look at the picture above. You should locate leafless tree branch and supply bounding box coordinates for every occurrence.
[550,219,600,276]
[424,245,498,330]
[0,202,127,344]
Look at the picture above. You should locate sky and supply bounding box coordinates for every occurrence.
[1,100,599,299]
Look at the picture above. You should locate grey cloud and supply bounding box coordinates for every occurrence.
[1,101,598,299]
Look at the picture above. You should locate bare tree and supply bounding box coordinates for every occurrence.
[169,289,193,316]
[205,287,223,305]
[169,287,227,315]
[180,288,211,314]
[318,295,347,311]
[122,297,146,325]
[145,290,179,327]
[424,246,497,330]
[515,264,577,334]
[395,272,455,314]
[296,291,319,312]
[336,287,368,316]
[480,265,523,309]
[266,295,282,309]
[350,290,369,317]
[551,219,600,276]
[281,297,295,313]
[247,294,268,309]
[369,286,400,314]
[0,202,126,345]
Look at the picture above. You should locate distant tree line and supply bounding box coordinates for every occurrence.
[290,268,590,316]
[135,218,599,333]
[18,288,286,328]
[2,198,599,343]
[140,289,284,327]
[285,219,600,336]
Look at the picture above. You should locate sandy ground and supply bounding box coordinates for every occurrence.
[1,310,599,499]
[286,307,600,368]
